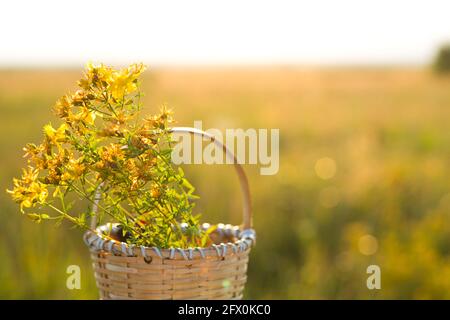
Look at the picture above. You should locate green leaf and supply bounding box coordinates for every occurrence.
[181,178,195,193]
[26,213,50,223]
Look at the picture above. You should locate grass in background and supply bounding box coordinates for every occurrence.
[1,67,450,299]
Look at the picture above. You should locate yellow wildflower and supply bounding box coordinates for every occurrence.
[21,167,39,184]
[71,106,96,126]
[102,144,125,161]
[66,158,86,179]
[83,62,114,89]
[98,122,125,137]
[96,144,125,172]
[7,167,48,212]
[144,105,174,130]
[53,95,72,119]
[72,89,87,105]
[23,143,47,169]
[109,63,146,100]
[150,186,161,198]
[43,123,68,146]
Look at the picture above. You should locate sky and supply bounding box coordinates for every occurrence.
[1,0,450,66]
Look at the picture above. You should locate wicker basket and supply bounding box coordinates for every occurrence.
[83,127,256,300]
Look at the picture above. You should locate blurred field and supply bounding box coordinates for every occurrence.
[1,66,450,299]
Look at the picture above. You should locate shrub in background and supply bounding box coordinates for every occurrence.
[433,44,450,74]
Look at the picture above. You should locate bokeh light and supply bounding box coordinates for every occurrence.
[315,157,337,180]
[358,234,378,256]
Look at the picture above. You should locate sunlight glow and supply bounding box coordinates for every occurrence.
[1,0,450,66]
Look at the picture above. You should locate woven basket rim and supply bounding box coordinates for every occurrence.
[83,222,256,260]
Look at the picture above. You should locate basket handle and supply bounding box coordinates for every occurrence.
[90,126,253,230]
